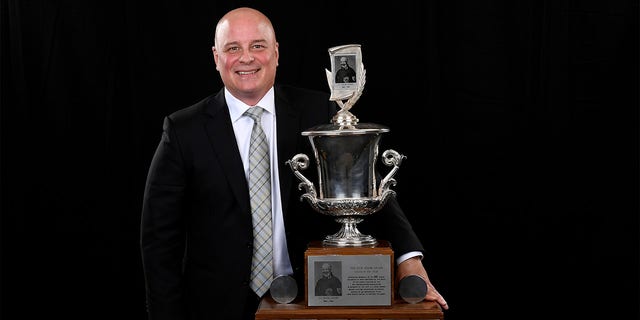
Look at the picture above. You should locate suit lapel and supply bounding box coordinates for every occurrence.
[274,87,301,218]
[203,91,250,215]
[201,87,305,218]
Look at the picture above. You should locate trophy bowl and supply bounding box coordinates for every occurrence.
[286,122,405,247]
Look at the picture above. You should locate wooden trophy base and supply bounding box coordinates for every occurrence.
[304,240,395,307]
[255,295,444,320]
[255,240,444,320]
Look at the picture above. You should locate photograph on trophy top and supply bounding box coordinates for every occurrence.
[334,56,357,85]
[326,44,364,101]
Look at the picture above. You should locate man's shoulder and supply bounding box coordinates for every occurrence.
[274,84,337,122]
[168,90,223,122]
[275,84,330,101]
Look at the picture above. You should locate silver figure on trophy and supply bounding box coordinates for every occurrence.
[286,44,406,247]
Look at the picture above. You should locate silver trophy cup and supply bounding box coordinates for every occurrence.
[286,44,405,247]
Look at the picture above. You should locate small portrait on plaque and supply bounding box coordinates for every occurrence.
[334,56,356,84]
[314,261,343,296]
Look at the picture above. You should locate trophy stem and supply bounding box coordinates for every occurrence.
[323,217,377,247]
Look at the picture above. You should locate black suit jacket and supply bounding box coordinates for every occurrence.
[141,84,424,320]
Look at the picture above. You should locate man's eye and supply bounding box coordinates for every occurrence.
[227,47,240,53]
[252,44,266,49]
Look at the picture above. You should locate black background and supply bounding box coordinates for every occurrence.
[2,1,638,319]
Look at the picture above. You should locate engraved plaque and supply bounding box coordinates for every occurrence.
[304,241,394,307]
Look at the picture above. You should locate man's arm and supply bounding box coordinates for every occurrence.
[141,116,188,320]
[363,196,449,310]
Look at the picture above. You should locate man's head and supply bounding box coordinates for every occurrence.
[212,7,279,106]
[321,263,332,278]
[340,56,349,69]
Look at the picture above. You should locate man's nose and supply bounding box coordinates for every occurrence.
[239,51,255,63]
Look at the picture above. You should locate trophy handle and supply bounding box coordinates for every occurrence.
[285,154,318,201]
[378,149,406,196]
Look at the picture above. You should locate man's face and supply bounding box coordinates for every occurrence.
[321,265,331,278]
[340,60,348,69]
[213,13,279,104]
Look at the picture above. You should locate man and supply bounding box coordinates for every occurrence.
[140,7,447,320]
[315,263,342,296]
[335,56,356,83]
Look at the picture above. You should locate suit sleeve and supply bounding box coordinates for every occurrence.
[140,116,188,320]
[362,196,425,257]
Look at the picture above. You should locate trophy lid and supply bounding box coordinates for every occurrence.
[302,121,389,136]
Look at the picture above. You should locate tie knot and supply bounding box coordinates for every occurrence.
[244,107,264,122]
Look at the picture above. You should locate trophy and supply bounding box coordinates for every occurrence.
[284,44,408,307]
[286,44,406,247]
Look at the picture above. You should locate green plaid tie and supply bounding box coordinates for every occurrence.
[244,107,273,297]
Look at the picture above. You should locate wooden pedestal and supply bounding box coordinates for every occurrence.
[256,240,443,319]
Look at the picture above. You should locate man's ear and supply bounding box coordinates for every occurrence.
[212,46,220,71]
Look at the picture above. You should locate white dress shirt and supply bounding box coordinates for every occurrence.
[226,88,294,278]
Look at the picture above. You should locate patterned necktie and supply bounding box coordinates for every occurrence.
[243,106,273,297]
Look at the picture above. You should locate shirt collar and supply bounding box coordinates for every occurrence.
[225,87,275,123]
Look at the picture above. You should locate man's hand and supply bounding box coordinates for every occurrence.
[396,256,449,310]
